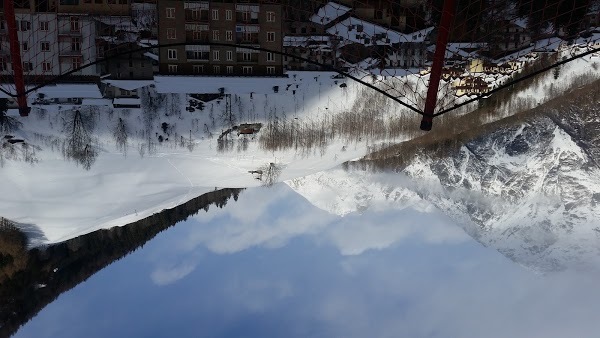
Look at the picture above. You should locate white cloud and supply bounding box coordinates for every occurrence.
[179,184,467,258]
[150,262,196,286]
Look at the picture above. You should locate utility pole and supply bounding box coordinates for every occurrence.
[4,0,29,116]
[421,0,457,131]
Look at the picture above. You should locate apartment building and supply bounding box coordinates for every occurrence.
[157,0,284,76]
[0,0,137,83]
[0,12,97,80]
[335,0,424,32]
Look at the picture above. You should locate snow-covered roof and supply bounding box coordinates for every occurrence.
[95,16,139,32]
[493,37,565,63]
[327,17,433,46]
[102,79,154,91]
[0,83,102,100]
[431,42,485,59]
[113,98,141,106]
[144,52,159,61]
[131,2,156,11]
[82,98,113,106]
[41,84,102,99]
[6,108,20,117]
[154,76,291,94]
[139,39,158,46]
[532,37,564,51]
[284,35,332,47]
[513,18,528,29]
[574,32,600,46]
[33,84,103,99]
[310,2,351,26]
[405,27,434,42]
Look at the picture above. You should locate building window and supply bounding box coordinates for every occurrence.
[70,17,80,31]
[42,62,51,72]
[211,9,218,20]
[242,11,250,22]
[242,52,251,61]
[39,21,49,31]
[225,30,232,41]
[226,50,233,61]
[225,10,232,21]
[242,66,252,75]
[167,49,177,60]
[166,7,175,19]
[193,65,203,74]
[213,65,220,73]
[71,57,81,71]
[19,20,31,31]
[226,65,233,74]
[189,50,209,60]
[41,41,50,51]
[212,30,219,41]
[267,52,274,62]
[192,31,204,41]
[71,37,81,51]
[0,59,6,71]
[168,64,178,73]
[22,62,33,72]
[166,28,176,39]
[266,11,275,22]
[22,42,28,51]
[213,50,220,61]
[267,66,275,75]
[267,32,275,42]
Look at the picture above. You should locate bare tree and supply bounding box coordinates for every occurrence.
[0,99,21,134]
[113,117,129,154]
[62,109,98,170]
[141,87,160,134]
[166,94,181,117]
[255,162,282,187]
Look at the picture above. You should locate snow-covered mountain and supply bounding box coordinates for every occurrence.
[288,88,600,273]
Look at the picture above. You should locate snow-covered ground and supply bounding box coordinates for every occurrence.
[2,44,600,247]
[1,71,403,245]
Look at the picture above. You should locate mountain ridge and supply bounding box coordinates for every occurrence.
[288,79,600,273]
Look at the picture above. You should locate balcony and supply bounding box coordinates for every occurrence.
[185,23,209,32]
[236,38,259,45]
[186,35,210,44]
[185,12,209,23]
[236,50,259,63]
[58,29,82,37]
[236,17,259,25]
[186,52,209,62]
[59,49,82,57]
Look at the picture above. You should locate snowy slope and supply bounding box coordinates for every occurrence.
[288,101,600,273]
[0,72,388,245]
[2,47,599,247]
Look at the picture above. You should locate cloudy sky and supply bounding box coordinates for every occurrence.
[15,184,600,338]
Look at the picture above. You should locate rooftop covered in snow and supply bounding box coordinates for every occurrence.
[284,35,333,47]
[327,17,433,46]
[310,2,352,26]
[0,83,102,99]
[154,75,291,94]
[102,79,155,91]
